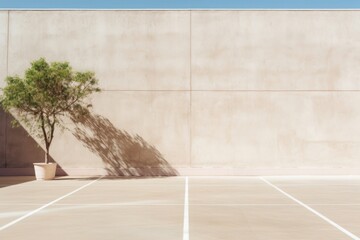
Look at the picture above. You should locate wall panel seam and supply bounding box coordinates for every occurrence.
[4,10,360,12]
[4,11,10,168]
[99,89,360,92]
[189,10,192,168]
[6,11,9,75]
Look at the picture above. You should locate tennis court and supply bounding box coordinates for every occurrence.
[0,176,359,240]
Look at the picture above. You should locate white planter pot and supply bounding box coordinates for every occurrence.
[33,163,57,180]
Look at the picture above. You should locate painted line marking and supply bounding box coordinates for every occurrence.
[183,176,189,240]
[2,202,360,206]
[0,176,103,231]
[0,203,299,206]
[260,177,360,240]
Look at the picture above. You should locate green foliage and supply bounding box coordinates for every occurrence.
[0,58,100,163]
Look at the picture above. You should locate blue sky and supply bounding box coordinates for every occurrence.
[1,0,360,9]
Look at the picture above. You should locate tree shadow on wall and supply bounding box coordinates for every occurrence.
[70,112,178,177]
[0,107,67,177]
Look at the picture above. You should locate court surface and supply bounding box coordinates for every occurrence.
[0,176,359,240]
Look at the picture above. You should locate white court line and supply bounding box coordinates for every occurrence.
[260,177,360,240]
[183,176,189,240]
[0,176,103,231]
[3,203,360,206]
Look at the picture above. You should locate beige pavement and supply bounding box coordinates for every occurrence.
[0,176,359,240]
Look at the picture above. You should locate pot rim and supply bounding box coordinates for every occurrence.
[33,162,57,166]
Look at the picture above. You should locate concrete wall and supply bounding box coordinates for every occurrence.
[1,10,360,175]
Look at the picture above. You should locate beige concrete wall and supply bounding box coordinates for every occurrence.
[192,11,360,90]
[1,10,360,175]
[7,11,191,90]
[0,12,7,86]
[192,92,360,169]
[0,109,6,168]
[0,12,8,168]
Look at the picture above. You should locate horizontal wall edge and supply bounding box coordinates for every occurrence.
[1,167,360,176]
[2,9,360,12]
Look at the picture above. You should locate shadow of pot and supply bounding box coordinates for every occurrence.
[33,163,57,180]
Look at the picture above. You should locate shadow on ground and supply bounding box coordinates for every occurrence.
[0,176,35,188]
[54,176,175,181]
[71,112,178,177]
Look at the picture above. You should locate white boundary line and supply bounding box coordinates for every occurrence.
[2,203,360,206]
[183,176,189,240]
[260,177,360,240]
[0,176,103,231]
[2,9,360,11]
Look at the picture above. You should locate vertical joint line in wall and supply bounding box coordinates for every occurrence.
[4,114,7,168]
[6,11,9,76]
[4,11,10,168]
[189,10,192,167]
[189,10,192,92]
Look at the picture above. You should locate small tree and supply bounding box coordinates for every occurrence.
[0,58,100,164]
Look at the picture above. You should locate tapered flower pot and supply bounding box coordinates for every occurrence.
[33,163,57,180]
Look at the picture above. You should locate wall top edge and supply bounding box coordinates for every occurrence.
[1,9,360,12]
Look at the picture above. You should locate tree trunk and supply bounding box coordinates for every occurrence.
[45,145,50,164]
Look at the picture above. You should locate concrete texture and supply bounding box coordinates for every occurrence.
[6,11,190,90]
[0,180,88,204]
[190,206,350,240]
[192,11,360,91]
[309,205,360,236]
[0,109,6,168]
[57,179,185,205]
[269,177,360,204]
[0,12,7,88]
[10,205,183,240]
[5,112,47,168]
[0,11,7,167]
[191,92,360,168]
[1,176,360,239]
[189,177,293,204]
[0,176,34,187]
[91,91,190,168]
[1,10,360,175]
